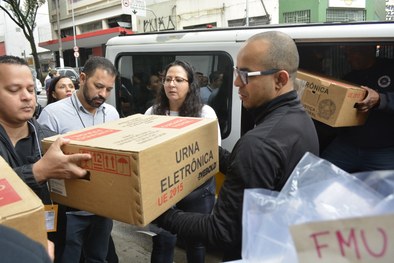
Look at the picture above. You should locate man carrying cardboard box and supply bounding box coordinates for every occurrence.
[0,55,92,262]
[155,31,319,261]
[321,45,394,172]
[38,56,119,263]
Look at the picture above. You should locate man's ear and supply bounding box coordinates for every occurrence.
[80,72,86,84]
[275,70,290,90]
[78,72,87,89]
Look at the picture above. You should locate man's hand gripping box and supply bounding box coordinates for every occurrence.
[42,114,219,226]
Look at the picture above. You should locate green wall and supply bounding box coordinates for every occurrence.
[279,0,386,23]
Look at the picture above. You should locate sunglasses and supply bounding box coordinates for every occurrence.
[234,66,280,85]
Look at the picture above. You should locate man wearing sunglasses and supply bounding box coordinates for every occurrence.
[156,31,319,261]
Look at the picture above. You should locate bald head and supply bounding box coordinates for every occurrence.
[247,31,299,81]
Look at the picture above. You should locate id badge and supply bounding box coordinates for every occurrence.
[44,204,58,232]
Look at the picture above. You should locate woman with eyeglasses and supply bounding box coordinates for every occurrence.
[145,60,221,263]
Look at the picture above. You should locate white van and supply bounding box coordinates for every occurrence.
[105,21,394,152]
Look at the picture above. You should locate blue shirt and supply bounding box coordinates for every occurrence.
[38,92,119,134]
[200,86,212,104]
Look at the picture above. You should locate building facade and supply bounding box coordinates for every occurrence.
[38,0,388,68]
[38,0,278,67]
[387,0,394,20]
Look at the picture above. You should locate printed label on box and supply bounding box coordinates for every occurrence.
[156,140,217,207]
[78,148,131,176]
[64,128,121,141]
[0,178,22,207]
[154,118,201,129]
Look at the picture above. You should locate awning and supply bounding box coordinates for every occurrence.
[39,27,133,51]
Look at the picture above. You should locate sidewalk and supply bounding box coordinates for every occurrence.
[112,220,222,262]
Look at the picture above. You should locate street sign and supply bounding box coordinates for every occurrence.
[74,51,80,58]
[121,0,146,17]
[73,46,79,52]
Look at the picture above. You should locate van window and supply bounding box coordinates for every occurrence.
[296,42,394,152]
[115,52,233,138]
[240,42,394,138]
[297,43,394,77]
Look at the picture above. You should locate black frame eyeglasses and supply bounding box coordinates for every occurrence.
[163,76,189,85]
[234,66,280,85]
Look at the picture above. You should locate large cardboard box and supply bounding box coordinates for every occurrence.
[297,70,368,127]
[42,114,219,226]
[0,157,47,248]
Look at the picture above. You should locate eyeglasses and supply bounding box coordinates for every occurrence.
[163,76,189,85]
[234,66,280,85]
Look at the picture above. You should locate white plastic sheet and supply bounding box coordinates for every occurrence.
[241,152,394,262]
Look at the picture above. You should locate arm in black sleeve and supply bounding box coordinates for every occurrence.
[377,91,394,113]
[159,207,233,252]
[13,165,50,203]
[14,164,44,191]
[218,146,231,174]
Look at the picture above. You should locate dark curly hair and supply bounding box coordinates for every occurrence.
[152,60,203,117]
[46,76,74,105]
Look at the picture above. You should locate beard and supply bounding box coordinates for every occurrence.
[83,86,106,108]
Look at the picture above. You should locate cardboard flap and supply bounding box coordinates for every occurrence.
[42,114,217,152]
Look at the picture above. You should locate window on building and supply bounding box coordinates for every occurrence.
[228,16,270,27]
[283,10,311,23]
[51,0,57,10]
[183,23,217,30]
[115,52,233,139]
[61,27,74,38]
[108,15,132,28]
[326,9,366,22]
[79,21,102,34]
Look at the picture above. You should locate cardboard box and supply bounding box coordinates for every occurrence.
[297,70,368,127]
[0,157,47,248]
[42,114,219,226]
